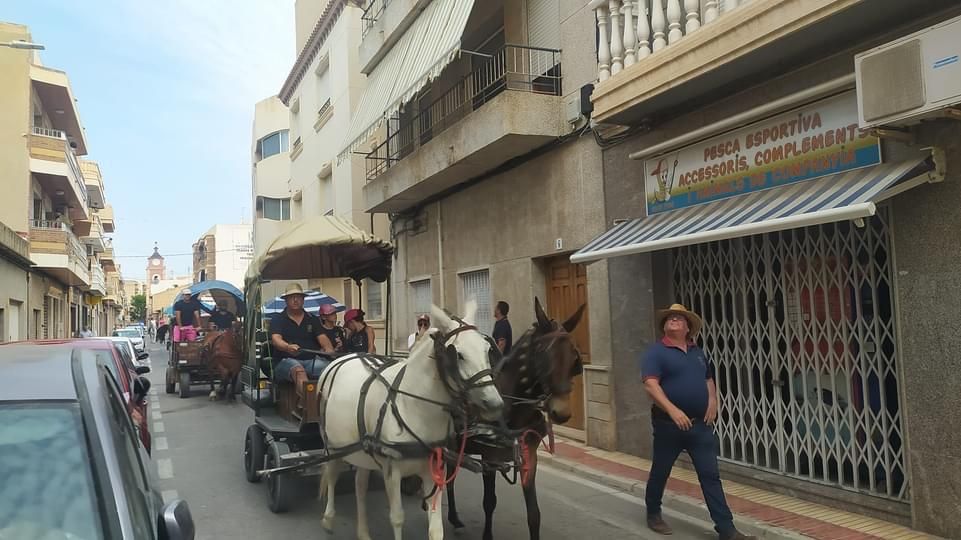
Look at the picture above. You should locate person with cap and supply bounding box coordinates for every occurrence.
[269,283,336,393]
[317,303,345,353]
[641,304,755,540]
[344,308,375,354]
[407,314,434,349]
[209,300,237,330]
[173,288,203,342]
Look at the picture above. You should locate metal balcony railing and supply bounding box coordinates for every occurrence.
[365,44,562,182]
[362,0,389,37]
[29,220,89,267]
[31,126,88,206]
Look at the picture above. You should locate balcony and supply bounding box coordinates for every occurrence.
[98,205,115,233]
[28,220,89,287]
[100,240,117,272]
[87,263,106,296]
[28,127,90,221]
[363,45,564,213]
[74,214,106,253]
[588,0,955,126]
[0,220,32,268]
[80,160,106,210]
[30,64,88,156]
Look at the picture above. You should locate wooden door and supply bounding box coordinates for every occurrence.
[545,257,591,431]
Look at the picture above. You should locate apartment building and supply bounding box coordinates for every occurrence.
[573,0,961,535]
[273,0,390,348]
[0,21,118,339]
[191,223,254,288]
[343,0,604,431]
[252,96,292,254]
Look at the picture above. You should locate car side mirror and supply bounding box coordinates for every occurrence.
[159,499,195,540]
[133,376,151,403]
[136,365,151,375]
[138,351,150,361]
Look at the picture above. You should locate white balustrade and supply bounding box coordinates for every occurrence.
[622,0,636,67]
[593,0,736,82]
[666,0,683,44]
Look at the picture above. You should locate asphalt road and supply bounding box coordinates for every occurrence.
[142,340,713,539]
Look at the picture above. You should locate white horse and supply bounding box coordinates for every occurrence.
[317,303,504,540]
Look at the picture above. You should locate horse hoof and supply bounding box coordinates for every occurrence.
[449,517,465,529]
[321,517,335,532]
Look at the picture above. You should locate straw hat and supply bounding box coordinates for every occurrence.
[656,303,703,338]
[280,283,307,299]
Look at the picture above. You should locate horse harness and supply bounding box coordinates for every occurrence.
[316,320,496,463]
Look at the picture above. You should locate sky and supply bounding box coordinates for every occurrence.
[5,0,294,280]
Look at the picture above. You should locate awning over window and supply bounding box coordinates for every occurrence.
[339,0,477,159]
[571,156,938,264]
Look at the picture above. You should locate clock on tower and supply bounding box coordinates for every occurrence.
[146,244,166,285]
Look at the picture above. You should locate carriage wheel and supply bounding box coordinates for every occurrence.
[244,424,267,483]
[266,441,296,513]
[179,371,191,399]
[165,368,176,394]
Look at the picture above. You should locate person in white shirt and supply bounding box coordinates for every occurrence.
[407,314,434,349]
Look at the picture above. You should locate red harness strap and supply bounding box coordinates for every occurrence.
[519,415,556,487]
[428,417,469,509]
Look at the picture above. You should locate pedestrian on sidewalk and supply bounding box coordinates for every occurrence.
[641,303,755,540]
[492,300,513,355]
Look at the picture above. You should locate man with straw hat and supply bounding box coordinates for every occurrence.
[641,304,754,540]
[269,283,335,395]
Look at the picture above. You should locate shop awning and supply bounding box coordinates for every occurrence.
[339,0,476,159]
[571,157,939,264]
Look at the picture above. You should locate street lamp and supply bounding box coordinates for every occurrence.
[0,40,45,50]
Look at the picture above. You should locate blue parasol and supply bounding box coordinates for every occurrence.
[262,291,345,315]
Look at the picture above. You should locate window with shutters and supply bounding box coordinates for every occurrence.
[459,269,492,335]
[365,279,383,320]
[409,279,432,327]
[527,0,560,76]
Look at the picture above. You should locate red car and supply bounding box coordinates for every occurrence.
[2,338,153,452]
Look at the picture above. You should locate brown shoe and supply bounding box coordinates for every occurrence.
[647,515,673,535]
[719,531,756,540]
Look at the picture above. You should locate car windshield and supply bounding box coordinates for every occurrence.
[0,404,104,539]
[115,330,139,338]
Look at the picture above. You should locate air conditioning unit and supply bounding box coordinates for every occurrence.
[855,14,961,129]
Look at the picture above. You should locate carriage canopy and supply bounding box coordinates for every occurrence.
[171,279,246,315]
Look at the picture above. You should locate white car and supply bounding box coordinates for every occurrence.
[109,337,150,367]
[113,328,146,354]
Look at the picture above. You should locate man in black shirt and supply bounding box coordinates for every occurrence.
[173,288,203,342]
[269,283,333,393]
[492,300,513,355]
[209,301,237,330]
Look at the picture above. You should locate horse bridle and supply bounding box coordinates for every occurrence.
[498,322,582,410]
[432,316,497,404]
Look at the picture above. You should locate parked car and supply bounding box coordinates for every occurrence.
[0,343,195,539]
[114,328,146,354]
[111,336,150,367]
[2,339,153,453]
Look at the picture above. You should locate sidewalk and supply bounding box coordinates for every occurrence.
[539,438,939,540]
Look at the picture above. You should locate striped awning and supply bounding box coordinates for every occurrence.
[339,0,476,159]
[571,157,938,264]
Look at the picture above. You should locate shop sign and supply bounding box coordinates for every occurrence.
[644,93,881,215]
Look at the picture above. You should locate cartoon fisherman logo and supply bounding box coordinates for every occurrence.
[651,156,679,202]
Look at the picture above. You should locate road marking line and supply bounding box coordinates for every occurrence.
[161,490,178,503]
[149,387,157,395]
[155,437,169,451]
[153,421,165,433]
[152,410,162,421]
[157,458,174,479]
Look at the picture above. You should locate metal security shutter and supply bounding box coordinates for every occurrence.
[527,0,560,75]
[460,270,492,335]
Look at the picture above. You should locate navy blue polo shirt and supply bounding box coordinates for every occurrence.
[640,337,715,418]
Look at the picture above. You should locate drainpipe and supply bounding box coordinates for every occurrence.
[436,201,444,309]
[25,271,30,340]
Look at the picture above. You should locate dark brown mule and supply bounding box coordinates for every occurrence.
[446,297,585,540]
[203,322,243,401]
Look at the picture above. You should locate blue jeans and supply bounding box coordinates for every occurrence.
[646,418,735,535]
[273,357,330,382]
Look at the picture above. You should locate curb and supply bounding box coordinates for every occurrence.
[539,451,811,540]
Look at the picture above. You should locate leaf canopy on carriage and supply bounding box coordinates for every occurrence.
[243,216,394,365]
